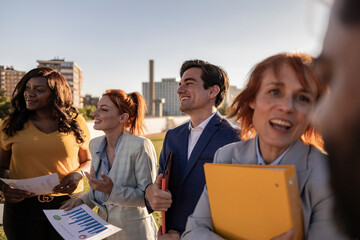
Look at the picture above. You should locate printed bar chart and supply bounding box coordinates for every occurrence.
[44,204,121,240]
[66,207,107,235]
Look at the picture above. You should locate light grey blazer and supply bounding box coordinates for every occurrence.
[81,131,158,240]
[182,138,349,240]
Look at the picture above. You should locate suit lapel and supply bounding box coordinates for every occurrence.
[88,136,104,202]
[179,113,221,186]
[231,138,258,165]
[176,124,190,174]
[281,140,311,195]
[91,136,104,173]
[107,131,129,178]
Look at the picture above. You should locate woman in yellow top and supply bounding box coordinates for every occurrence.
[0,67,91,240]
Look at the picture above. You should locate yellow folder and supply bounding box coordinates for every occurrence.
[204,163,304,240]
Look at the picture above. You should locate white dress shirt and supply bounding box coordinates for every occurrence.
[187,112,217,160]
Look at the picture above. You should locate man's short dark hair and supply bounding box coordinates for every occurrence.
[180,59,229,107]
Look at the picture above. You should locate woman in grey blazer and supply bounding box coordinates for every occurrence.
[182,53,348,240]
[62,89,157,240]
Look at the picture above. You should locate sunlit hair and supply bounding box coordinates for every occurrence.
[228,52,326,151]
[3,67,85,143]
[103,89,146,136]
[180,59,229,107]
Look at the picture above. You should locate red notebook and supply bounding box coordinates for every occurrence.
[161,152,172,235]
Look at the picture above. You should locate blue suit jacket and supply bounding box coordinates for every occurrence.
[158,112,240,234]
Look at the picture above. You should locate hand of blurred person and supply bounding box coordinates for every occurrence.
[59,197,84,211]
[53,171,83,194]
[2,184,35,203]
[145,174,172,211]
[85,166,113,194]
[157,227,180,240]
[271,229,294,240]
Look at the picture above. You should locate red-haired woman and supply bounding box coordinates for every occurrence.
[62,90,157,240]
[182,53,348,239]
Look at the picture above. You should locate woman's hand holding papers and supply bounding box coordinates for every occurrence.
[1,184,35,203]
[60,198,84,211]
[53,171,83,194]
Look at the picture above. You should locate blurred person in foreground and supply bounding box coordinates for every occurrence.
[0,67,91,240]
[145,60,240,239]
[61,89,158,240]
[310,0,360,238]
[182,53,348,240]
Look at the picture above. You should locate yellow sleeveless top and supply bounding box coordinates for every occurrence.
[0,114,90,196]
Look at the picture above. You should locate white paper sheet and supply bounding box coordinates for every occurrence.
[44,204,121,240]
[0,173,60,195]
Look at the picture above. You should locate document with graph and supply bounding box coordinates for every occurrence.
[0,173,60,195]
[43,204,121,240]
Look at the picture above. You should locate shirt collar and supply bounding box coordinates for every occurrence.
[96,132,124,157]
[188,111,217,131]
[255,135,292,165]
[96,137,107,156]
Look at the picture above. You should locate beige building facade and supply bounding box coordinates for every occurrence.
[37,58,83,108]
[0,66,26,98]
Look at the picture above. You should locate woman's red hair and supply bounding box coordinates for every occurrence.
[103,89,146,136]
[228,52,326,151]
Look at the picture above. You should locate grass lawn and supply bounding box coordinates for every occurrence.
[146,133,165,227]
[0,227,4,240]
[0,133,165,239]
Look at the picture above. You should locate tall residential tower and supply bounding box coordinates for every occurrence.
[0,66,26,98]
[37,58,83,108]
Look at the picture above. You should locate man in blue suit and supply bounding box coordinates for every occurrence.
[145,59,240,239]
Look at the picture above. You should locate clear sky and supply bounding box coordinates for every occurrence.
[0,0,331,98]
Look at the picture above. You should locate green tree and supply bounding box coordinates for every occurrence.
[78,105,96,120]
[0,89,11,119]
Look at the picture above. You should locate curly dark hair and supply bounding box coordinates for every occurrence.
[3,67,85,143]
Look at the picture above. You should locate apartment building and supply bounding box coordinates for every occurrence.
[83,94,99,106]
[0,66,26,98]
[37,58,83,108]
[142,77,242,117]
[142,78,184,116]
